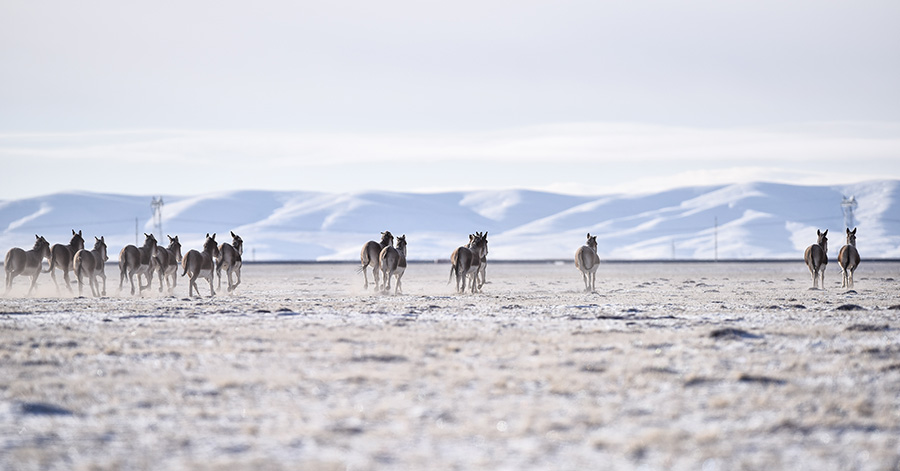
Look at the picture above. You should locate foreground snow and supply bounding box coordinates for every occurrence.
[2,262,899,469]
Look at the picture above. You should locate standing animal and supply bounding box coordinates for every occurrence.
[575,233,601,292]
[474,231,489,290]
[359,231,393,290]
[4,235,52,296]
[838,227,860,289]
[217,231,243,293]
[181,233,220,297]
[804,229,828,289]
[73,236,108,297]
[449,232,487,294]
[119,233,158,295]
[379,234,407,295]
[46,229,85,294]
[152,235,183,294]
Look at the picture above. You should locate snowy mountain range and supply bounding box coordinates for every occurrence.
[1,181,898,261]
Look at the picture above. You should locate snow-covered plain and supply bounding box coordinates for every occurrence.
[1,262,899,470]
[2,180,898,262]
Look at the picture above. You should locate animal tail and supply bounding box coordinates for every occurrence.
[448,263,456,285]
[45,252,57,273]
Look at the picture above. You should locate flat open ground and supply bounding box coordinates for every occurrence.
[2,261,899,470]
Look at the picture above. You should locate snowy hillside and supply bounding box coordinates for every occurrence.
[1,181,898,261]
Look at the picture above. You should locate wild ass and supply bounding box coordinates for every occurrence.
[804,229,828,289]
[575,233,601,292]
[474,231,489,290]
[379,234,407,295]
[119,233,158,295]
[359,231,393,290]
[46,229,85,293]
[838,227,861,289]
[449,232,487,294]
[4,235,52,296]
[217,231,243,293]
[73,236,109,297]
[182,233,220,297]
[152,235,183,294]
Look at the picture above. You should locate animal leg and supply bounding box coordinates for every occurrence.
[28,272,40,296]
[232,266,241,292]
[99,272,107,296]
[207,274,216,297]
[362,265,370,290]
[63,268,73,293]
[396,274,403,295]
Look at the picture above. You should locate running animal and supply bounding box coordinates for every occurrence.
[804,229,828,289]
[46,229,85,294]
[838,227,860,289]
[181,233,220,297]
[73,236,109,297]
[4,235,52,296]
[449,233,487,294]
[575,233,601,292]
[119,233,158,295]
[217,231,243,293]
[379,234,407,295]
[152,235,183,294]
[359,231,393,290]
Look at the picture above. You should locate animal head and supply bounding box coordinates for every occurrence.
[231,231,244,255]
[94,236,109,262]
[586,233,598,250]
[846,227,857,246]
[396,234,407,254]
[70,229,85,251]
[34,235,51,256]
[380,231,394,247]
[816,229,828,252]
[143,233,159,256]
[203,233,220,258]
[468,233,487,256]
[168,235,183,262]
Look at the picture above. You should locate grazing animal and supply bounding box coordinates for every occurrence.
[4,235,52,296]
[838,227,860,289]
[379,234,407,295]
[152,235,183,294]
[804,229,828,289]
[181,233,220,297]
[216,231,243,293]
[359,231,394,290]
[449,232,487,294]
[575,233,601,292]
[119,233,159,295]
[73,236,108,297]
[46,229,85,293]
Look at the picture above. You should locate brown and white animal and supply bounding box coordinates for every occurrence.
[73,236,109,297]
[449,232,487,294]
[838,227,860,289]
[216,231,243,293]
[152,235,183,294]
[575,233,601,292]
[804,229,828,289]
[4,235,52,296]
[119,233,158,295]
[46,229,85,293]
[474,231,488,290]
[359,231,393,290]
[379,234,407,295]
[181,233,220,297]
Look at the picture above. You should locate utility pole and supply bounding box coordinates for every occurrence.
[841,195,857,230]
[151,197,164,240]
[714,217,718,262]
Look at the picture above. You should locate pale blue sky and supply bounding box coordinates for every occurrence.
[2,1,899,199]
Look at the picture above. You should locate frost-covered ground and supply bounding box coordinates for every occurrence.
[2,262,899,470]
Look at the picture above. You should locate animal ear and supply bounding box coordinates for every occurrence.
[823,229,828,236]
[35,234,40,240]
[212,233,216,239]
[231,230,236,238]
[851,228,857,235]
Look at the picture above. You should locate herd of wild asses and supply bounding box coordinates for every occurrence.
[3,231,243,297]
[2,226,862,297]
